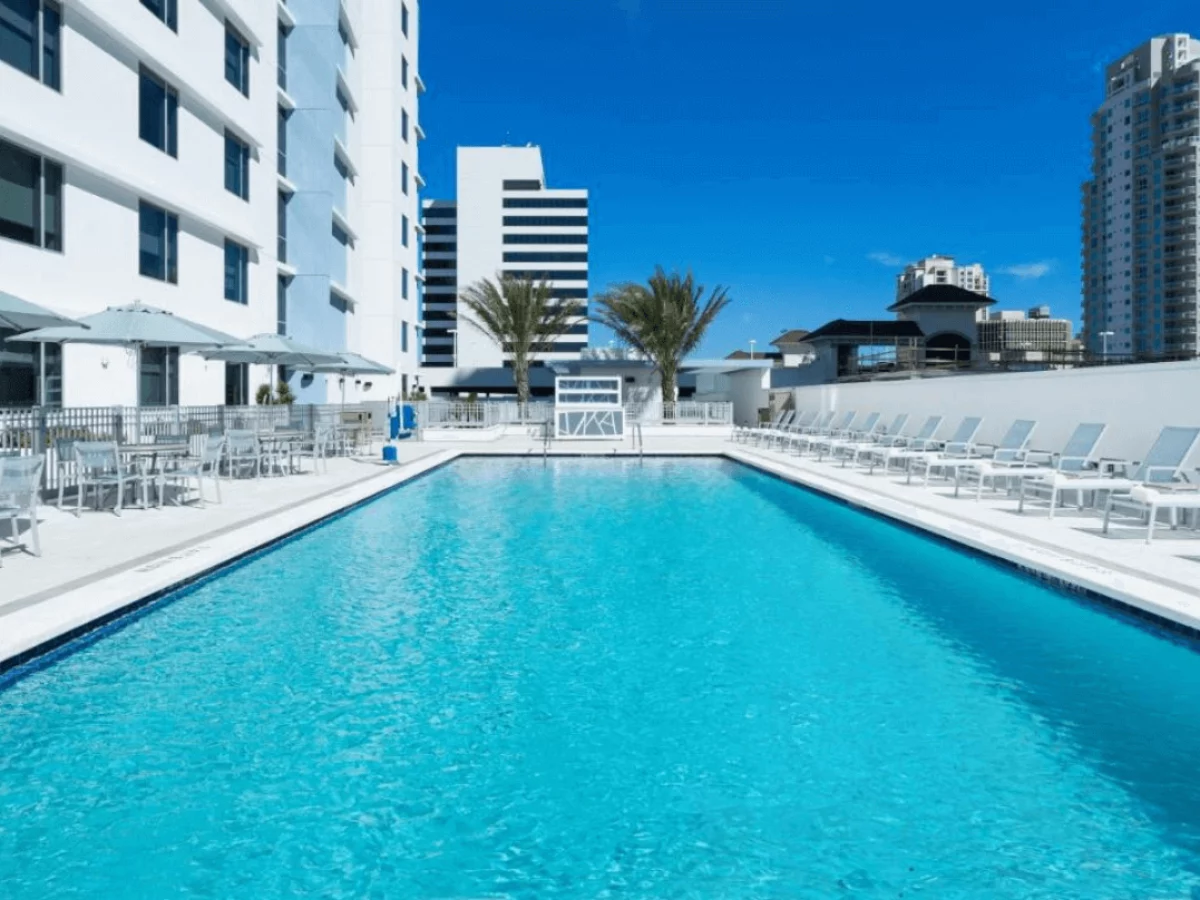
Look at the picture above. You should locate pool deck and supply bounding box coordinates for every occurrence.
[3,432,1200,672]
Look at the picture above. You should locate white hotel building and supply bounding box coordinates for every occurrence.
[419,146,589,390]
[0,0,422,408]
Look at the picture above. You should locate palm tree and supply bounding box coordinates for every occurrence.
[458,276,584,404]
[592,268,732,404]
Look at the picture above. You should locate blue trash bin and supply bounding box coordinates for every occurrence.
[382,445,398,463]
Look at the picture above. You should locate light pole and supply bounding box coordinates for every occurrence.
[1099,330,1114,361]
[749,339,756,360]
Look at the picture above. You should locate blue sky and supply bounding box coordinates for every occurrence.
[420,0,1197,356]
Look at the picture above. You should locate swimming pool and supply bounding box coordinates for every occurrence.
[2,457,1200,898]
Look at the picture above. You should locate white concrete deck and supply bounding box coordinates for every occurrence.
[3,430,1199,672]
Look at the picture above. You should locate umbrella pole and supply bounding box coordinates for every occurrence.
[38,343,45,407]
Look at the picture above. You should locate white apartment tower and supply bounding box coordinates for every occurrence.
[0,0,422,407]
[420,146,589,373]
[1082,34,1200,359]
[895,255,990,304]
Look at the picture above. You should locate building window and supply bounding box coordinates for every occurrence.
[401,109,409,142]
[1,0,59,88]
[402,267,409,299]
[224,131,250,200]
[401,3,409,37]
[224,239,249,304]
[140,0,176,30]
[225,23,250,96]
[401,55,408,88]
[139,346,179,407]
[401,321,409,353]
[0,138,62,251]
[276,275,288,335]
[277,191,287,263]
[139,67,178,156]
[402,161,409,194]
[277,107,288,177]
[277,23,287,90]
[138,201,178,283]
[0,327,61,406]
[402,214,409,247]
[224,362,248,405]
[503,179,543,191]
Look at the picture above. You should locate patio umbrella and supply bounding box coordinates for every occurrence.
[7,301,239,406]
[303,351,395,408]
[0,290,86,332]
[202,334,343,398]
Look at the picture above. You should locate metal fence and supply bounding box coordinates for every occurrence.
[0,404,370,493]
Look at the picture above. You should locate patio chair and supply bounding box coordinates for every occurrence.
[776,410,834,452]
[789,411,857,455]
[162,436,225,507]
[0,454,44,565]
[909,419,1035,486]
[954,423,1107,500]
[225,430,263,479]
[870,416,981,478]
[1103,484,1200,543]
[72,441,142,517]
[733,409,786,443]
[1018,425,1200,518]
[856,415,944,471]
[54,437,78,509]
[811,412,881,461]
[746,410,796,446]
[831,413,909,467]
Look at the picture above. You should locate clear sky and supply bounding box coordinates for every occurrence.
[419,0,1197,356]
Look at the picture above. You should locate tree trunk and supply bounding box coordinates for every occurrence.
[660,364,677,422]
[513,353,530,405]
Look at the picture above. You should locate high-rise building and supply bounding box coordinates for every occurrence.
[1082,34,1200,359]
[0,0,421,407]
[977,306,1074,361]
[420,146,589,374]
[895,256,990,304]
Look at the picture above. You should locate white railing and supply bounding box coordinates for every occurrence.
[623,401,733,425]
[411,400,733,430]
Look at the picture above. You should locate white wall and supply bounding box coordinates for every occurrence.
[726,369,769,425]
[791,361,1200,463]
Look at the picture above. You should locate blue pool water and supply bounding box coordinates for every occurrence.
[4,458,1200,898]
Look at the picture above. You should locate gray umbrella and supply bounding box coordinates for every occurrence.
[0,291,86,332]
[202,333,343,397]
[9,302,239,406]
[303,351,395,408]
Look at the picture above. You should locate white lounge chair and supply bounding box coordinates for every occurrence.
[776,411,832,451]
[831,413,909,467]
[857,415,944,472]
[909,419,1035,486]
[871,416,981,479]
[0,454,44,565]
[749,410,797,446]
[1018,425,1200,518]
[953,422,1107,500]
[811,413,881,461]
[789,411,856,455]
[734,409,787,444]
[1104,484,1200,543]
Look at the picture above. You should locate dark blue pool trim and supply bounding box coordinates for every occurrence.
[724,453,1200,649]
[4,453,1198,689]
[0,458,459,687]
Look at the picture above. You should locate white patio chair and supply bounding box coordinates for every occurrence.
[53,437,78,509]
[857,415,944,472]
[162,436,225,507]
[909,419,1035,486]
[954,423,1107,500]
[72,441,141,517]
[812,412,881,461]
[225,430,262,479]
[1019,425,1200,518]
[0,454,44,565]
[879,416,983,482]
[788,411,856,455]
[733,409,786,443]
[748,410,797,446]
[1104,484,1200,543]
[831,413,909,467]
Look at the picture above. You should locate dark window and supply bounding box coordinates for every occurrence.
[503,251,588,263]
[276,275,288,335]
[503,179,542,191]
[402,214,409,247]
[502,269,588,281]
[224,130,249,200]
[422,206,456,219]
[502,197,587,208]
[425,276,457,287]
[139,67,178,156]
[277,191,287,262]
[138,201,178,282]
[225,23,250,96]
[401,321,408,353]
[424,224,456,235]
[277,23,287,90]
[337,15,351,50]
[401,161,408,194]
[0,138,62,250]
[401,109,409,142]
[225,362,248,405]
[424,258,455,269]
[224,239,249,304]
[1,0,59,88]
[401,55,408,88]
[401,2,408,36]
[547,287,588,299]
[503,216,588,227]
[502,341,588,353]
[0,326,61,406]
[402,267,409,299]
[503,233,586,244]
[277,107,288,176]
[139,346,179,406]
[140,0,176,30]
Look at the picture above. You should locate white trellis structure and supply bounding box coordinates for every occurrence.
[554,376,625,440]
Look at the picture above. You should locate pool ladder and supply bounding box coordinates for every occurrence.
[631,422,644,458]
